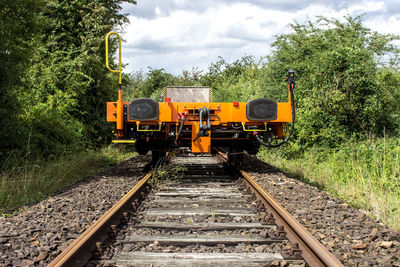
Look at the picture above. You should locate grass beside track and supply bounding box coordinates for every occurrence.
[258,138,400,231]
[0,146,135,214]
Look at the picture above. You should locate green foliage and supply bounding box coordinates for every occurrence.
[0,0,45,159]
[375,68,400,136]
[201,56,270,102]
[334,138,400,190]
[143,68,176,100]
[125,67,203,101]
[266,15,400,149]
[149,163,187,187]
[0,0,135,164]
[0,146,135,212]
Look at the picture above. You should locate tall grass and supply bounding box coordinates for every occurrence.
[259,138,400,230]
[0,146,134,213]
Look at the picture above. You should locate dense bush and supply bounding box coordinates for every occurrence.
[265,16,400,150]
[0,0,135,165]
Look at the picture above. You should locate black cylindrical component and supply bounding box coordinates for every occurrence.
[256,69,295,148]
[176,117,185,143]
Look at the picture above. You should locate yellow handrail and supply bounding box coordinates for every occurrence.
[242,122,268,132]
[137,122,162,132]
[105,31,122,86]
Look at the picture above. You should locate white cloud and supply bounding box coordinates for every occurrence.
[120,0,400,75]
[154,6,161,16]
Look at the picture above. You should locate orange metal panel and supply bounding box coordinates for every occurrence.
[116,99,123,130]
[191,123,211,153]
[275,103,293,122]
[107,102,117,122]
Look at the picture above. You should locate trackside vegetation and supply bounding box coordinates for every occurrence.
[0,0,136,163]
[1,5,399,230]
[0,0,135,211]
[258,138,400,229]
[0,147,134,213]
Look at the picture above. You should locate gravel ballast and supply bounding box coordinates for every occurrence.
[0,155,149,266]
[243,155,400,267]
[1,153,399,266]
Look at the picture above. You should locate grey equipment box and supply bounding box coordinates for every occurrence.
[164,86,211,102]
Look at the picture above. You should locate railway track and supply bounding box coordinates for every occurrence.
[49,153,343,267]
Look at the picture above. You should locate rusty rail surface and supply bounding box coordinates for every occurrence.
[216,151,344,267]
[48,171,153,267]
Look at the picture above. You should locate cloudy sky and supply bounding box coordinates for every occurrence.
[119,0,400,75]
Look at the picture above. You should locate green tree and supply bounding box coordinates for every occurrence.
[0,0,44,160]
[139,68,176,99]
[20,0,136,156]
[265,15,400,149]
[200,56,269,102]
[0,0,136,164]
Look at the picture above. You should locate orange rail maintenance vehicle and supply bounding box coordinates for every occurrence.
[105,32,295,165]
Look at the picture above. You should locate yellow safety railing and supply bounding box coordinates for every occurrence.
[137,122,162,132]
[105,31,122,86]
[112,140,137,144]
[242,122,268,132]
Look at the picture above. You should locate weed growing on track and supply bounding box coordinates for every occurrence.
[0,146,134,214]
[149,160,187,187]
[259,138,400,230]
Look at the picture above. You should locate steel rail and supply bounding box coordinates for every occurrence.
[216,151,343,267]
[48,171,153,267]
[240,170,343,267]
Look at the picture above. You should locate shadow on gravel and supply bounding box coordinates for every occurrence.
[242,154,327,191]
